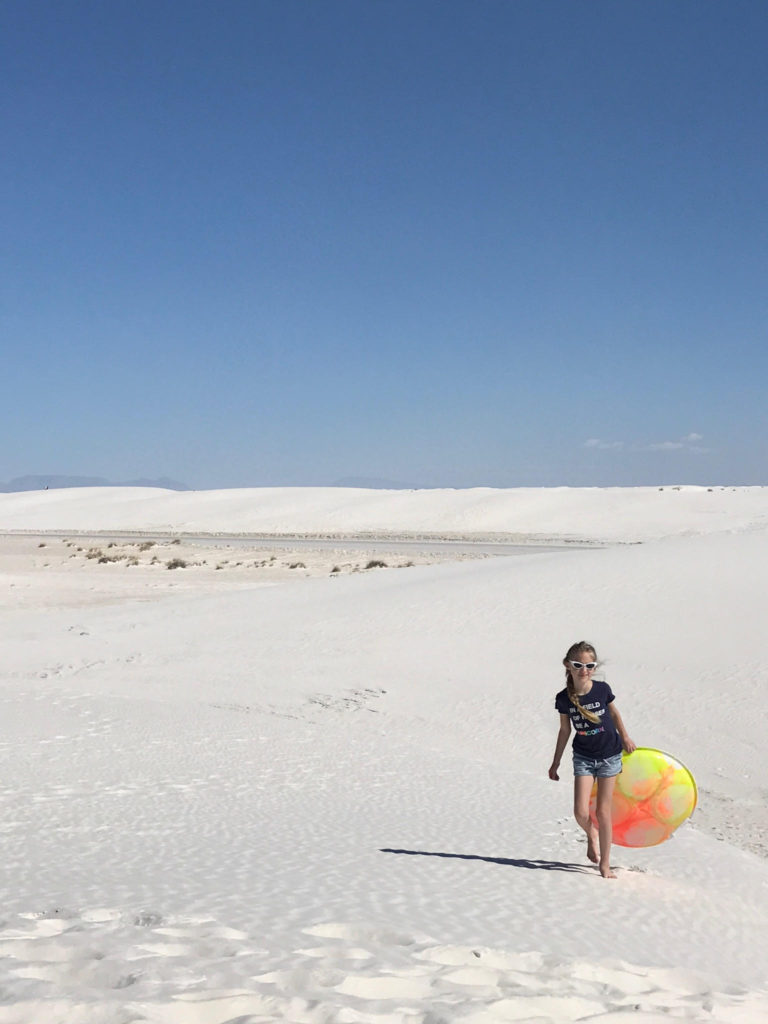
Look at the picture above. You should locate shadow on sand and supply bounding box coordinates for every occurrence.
[380,848,593,874]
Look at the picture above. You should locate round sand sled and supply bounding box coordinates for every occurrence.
[589,747,697,848]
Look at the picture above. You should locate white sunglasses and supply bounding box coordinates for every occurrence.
[569,660,597,670]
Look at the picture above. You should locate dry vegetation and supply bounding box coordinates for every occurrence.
[29,536,447,581]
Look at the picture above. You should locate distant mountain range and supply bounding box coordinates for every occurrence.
[0,475,427,493]
[0,475,190,493]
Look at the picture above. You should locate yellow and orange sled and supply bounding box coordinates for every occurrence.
[590,747,697,848]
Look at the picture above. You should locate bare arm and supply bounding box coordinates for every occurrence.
[549,714,572,780]
[608,703,636,753]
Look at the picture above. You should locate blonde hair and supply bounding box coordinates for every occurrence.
[563,641,601,725]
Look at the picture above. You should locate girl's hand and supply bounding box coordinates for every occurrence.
[548,764,560,781]
[623,737,637,754]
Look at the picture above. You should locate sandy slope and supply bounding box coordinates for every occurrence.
[1,483,767,541]
[1,487,767,1022]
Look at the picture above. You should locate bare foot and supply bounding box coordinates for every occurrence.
[587,831,599,864]
[599,863,617,879]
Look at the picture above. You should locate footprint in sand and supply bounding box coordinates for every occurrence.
[0,911,766,1023]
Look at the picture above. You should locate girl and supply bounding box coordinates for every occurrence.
[548,641,635,878]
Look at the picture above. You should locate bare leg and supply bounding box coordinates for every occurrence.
[573,776,600,863]
[595,776,617,878]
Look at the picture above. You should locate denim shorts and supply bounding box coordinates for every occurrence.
[573,751,623,778]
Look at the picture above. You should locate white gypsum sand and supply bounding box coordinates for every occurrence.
[0,482,767,541]
[1,485,767,1024]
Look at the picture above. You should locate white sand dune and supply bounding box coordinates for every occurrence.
[0,483,767,541]
[1,486,767,1022]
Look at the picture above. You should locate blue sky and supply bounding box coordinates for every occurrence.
[3,0,766,488]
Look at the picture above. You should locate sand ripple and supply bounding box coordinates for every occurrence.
[0,909,765,1023]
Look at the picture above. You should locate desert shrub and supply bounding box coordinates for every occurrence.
[365,559,388,569]
[138,541,155,551]
[331,565,341,574]
[38,542,46,548]
[86,548,104,559]
[171,538,181,546]
[166,558,187,570]
[289,562,306,569]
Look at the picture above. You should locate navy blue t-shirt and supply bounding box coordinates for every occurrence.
[555,680,622,758]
